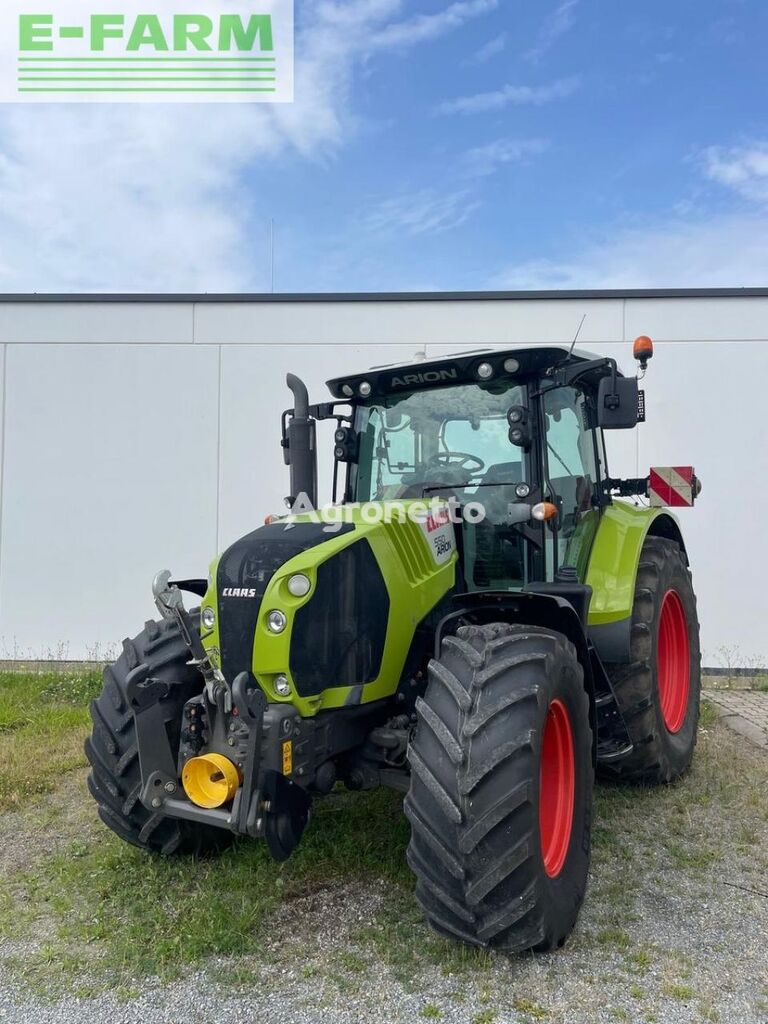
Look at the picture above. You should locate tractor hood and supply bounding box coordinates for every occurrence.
[199,505,458,716]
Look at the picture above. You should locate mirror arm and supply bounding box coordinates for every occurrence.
[532,357,617,398]
[603,362,620,410]
[308,400,353,422]
[556,357,616,388]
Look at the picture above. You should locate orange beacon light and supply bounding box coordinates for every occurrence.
[633,335,654,370]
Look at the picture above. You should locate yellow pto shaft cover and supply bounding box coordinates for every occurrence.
[182,752,240,808]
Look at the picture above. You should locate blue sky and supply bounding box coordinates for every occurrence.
[0,0,766,291]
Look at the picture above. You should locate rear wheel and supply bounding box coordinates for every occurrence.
[85,615,233,855]
[603,536,701,783]
[406,624,593,952]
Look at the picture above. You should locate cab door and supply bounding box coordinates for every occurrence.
[542,385,603,581]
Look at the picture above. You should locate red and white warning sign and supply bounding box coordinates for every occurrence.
[649,466,697,507]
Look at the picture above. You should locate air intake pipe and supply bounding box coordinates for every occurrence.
[285,373,318,510]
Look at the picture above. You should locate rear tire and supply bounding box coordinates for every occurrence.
[85,615,233,855]
[405,624,593,953]
[602,536,701,783]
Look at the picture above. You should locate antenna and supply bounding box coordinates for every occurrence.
[269,218,275,294]
[568,314,587,358]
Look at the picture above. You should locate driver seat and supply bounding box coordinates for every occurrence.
[478,461,524,487]
[397,462,472,499]
[471,461,525,588]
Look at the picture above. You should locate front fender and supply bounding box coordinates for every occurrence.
[436,590,598,763]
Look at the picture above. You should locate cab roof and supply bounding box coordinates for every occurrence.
[326,345,609,401]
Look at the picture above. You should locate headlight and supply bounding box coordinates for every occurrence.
[267,609,287,633]
[287,573,311,597]
[201,606,216,629]
[274,674,291,697]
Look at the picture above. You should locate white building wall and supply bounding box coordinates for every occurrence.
[0,291,763,665]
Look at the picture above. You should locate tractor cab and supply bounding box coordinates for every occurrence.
[321,345,643,590]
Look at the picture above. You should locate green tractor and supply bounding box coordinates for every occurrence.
[86,336,701,952]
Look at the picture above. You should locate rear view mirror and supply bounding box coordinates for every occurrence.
[597,376,640,430]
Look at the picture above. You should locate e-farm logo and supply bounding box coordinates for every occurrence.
[0,0,293,103]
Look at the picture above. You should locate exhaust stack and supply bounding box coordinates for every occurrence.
[285,373,318,510]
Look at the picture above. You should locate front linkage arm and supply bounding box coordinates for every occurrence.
[125,571,310,854]
[152,569,231,710]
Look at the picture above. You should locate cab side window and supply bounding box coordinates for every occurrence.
[544,387,599,575]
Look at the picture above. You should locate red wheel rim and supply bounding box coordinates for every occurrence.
[539,698,576,878]
[657,589,690,734]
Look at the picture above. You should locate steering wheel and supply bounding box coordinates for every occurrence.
[427,451,485,473]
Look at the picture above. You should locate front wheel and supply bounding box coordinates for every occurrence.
[85,615,233,856]
[405,624,593,953]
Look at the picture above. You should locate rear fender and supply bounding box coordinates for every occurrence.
[586,502,687,663]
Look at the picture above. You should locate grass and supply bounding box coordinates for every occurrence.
[512,996,548,1019]
[596,928,632,951]
[626,948,653,973]
[661,982,695,1001]
[1,785,412,993]
[0,669,102,810]
[1,683,767,1016]
[699,698,719,728]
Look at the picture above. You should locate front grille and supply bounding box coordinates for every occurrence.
[289,538,389,699]
[216,521,353,684]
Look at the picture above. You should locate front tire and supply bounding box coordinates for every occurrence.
[85,615,233,855]
[405,624,593,953]
[603,537,701,783]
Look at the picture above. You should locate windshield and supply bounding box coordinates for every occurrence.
[353,382,527,502]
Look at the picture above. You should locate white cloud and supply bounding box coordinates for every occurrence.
[438,75,581,114]
[525,0,579,63]
[314,0,401,28]
[369,0,498,49]
[362,188,480,236]
[0,0,498,291]
[0,1,390,290]
[703,143,768,205]
[466,31,507,64]
[462,137,549,177]
[490,214,768,289]
[357,137,549,245]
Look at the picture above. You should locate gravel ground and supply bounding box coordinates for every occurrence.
[1,717,767,1024]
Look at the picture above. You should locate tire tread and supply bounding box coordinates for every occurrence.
[407,623,593,952]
